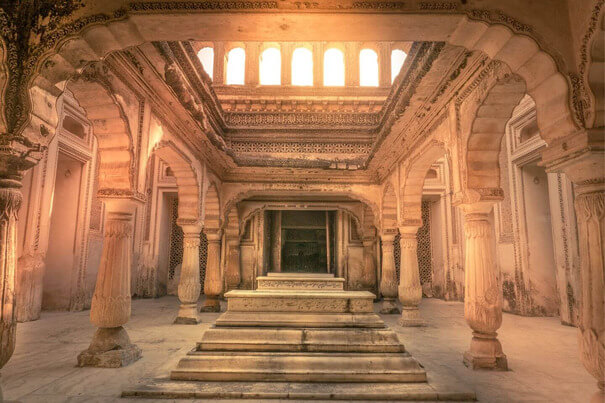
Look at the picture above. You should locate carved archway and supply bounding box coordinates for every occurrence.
[464,73,526,193]
[587,11,605,128]
[153,140,201,222]
[401,141,447,227]
[65,77,134,192]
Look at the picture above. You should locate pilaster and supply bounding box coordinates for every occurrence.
[201,231,223,312]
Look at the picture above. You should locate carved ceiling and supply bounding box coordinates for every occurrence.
[112,38,483,182]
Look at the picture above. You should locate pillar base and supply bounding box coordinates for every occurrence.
[399,307,426,327]
[379,298,400,314]
[200,296,221,312]
[77,326,142,368]
[174,304,199,324]
[463,331,508,371]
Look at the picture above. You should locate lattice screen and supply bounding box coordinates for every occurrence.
[417,200,433,285]
[168,197,208,288]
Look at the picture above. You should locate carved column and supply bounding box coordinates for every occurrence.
[345,42,359,87]
[362,238,377,291]
[78,198,142,368]
[398,227,425,326]
[174,223,202,324]
[281,43,293,86]
[0,179,22,399]
[543,131,604,400]
[461,202,507,370]
[379,233,400,314]
[224,237,241,291]
[201,231,222,312]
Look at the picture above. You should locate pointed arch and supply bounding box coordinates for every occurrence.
[401,141,447,226]
[153,140,201,222]
[66,76,134,192]
[465,75,526,191]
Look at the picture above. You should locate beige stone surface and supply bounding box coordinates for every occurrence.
[1,296,595,402]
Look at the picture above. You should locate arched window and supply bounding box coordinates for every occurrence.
[197,47,214,80]
[359,48,379,87]
[323,48,345,86]
[391,49,407,83]
[291,47,313,86]
[259,47,281,85]
[226,47,245,85]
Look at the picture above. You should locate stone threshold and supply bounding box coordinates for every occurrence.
[122,378,476,401]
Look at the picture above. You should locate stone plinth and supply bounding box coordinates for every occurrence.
[257,272,344,291]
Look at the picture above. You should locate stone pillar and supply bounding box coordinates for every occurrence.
[245,42,260,86]
[313,42,324,87]
[281,43,293,86]
[398,227,425,326]
[461,202,507,370]
[213,42,225,84]
[379,42,391,87]
[362,238,377,291]
[345,42,359,87]
[224,237,241,291]
[0,179,22,399]
[379,233,400,314]
[201,231,222,312]
[77,198,142,368]
[174,223,202,324]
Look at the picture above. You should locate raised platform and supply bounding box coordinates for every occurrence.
[123,273,476,400]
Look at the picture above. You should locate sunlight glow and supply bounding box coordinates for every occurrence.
[359,48,379,87]
[323,48,345,86]
[391,49,407,83]
[260,47,281,85]
[291,47,313,86]
[197,47,214,80]
[226,47,246,85]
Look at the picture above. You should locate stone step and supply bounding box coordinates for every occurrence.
[197,327,405,352]
[170,351,427,383]
[266,272,334,277]
[256,275,345,291]
[214,311,386,328]
[122,379,476,401]
[224,289,375,313]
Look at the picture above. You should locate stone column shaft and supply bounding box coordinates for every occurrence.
[245,42,260,86]
[281,43,293,86]
[202,232,222,312]
[379,42,391,87]
[213,42,225,84]
[224,237,241,291]
[78,200,141,367]
[461,203,507,370]
[313,43,323,87]
[574,181,604,399]
[0,181,22,380]
[362,239,377,291]
[379,233,400,314]
[174,224,202,324]
[398,229,425,326]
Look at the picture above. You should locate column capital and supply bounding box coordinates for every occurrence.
[177,219,203,236]
[204,229,222,242]
[398,226,419,238]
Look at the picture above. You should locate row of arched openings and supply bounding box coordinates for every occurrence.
[197,47,407,86]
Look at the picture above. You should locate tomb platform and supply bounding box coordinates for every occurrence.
[123,273,475,400]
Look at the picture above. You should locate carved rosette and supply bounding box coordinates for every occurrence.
[177,234,202,305]
[379,235,398,299]
[463,212,502,334]
[574,188,604,391]
[90,212,133,328]
[224,238,241,291]
[398,232,423,308]
[0,184,22,370]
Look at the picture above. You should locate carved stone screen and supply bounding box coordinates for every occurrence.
[417,200,433,285]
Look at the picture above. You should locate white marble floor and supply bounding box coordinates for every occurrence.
[1,296,595,402]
